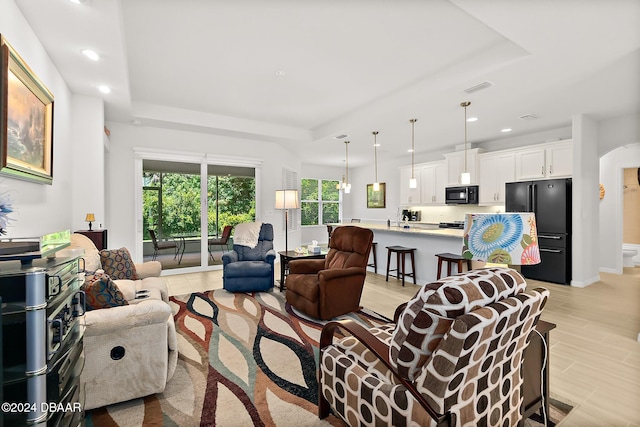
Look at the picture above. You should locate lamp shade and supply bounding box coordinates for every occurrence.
[275,190,299,209]
[462,212,541,265]
[85,213,96,222]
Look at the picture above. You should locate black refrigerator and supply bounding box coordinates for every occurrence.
[505,178,572,284]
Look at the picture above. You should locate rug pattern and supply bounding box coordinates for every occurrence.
[86,289,572,427]
[87,289,391,426]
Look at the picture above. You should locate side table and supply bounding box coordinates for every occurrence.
[75,229,108,250]
[522,320,556,422]
[278,250,327,292]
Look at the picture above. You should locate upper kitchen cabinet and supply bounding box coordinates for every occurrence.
[515,140,573,181]
[420,161,446,205]
[478,152,515,204]
[399,165,421,205]
[444,148,481,186]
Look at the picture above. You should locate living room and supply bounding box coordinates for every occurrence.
[0,0,639,426]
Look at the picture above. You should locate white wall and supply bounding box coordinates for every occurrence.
[0,1,78,238]
[571,115,600,287]
[71,95,106,232]
[599,143,640,273]
[104,122,301,259]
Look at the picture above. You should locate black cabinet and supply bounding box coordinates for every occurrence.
[75,229,107,250]
[1,256,85,426]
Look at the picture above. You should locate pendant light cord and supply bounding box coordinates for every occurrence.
[410,119,416,179]
[373,132,379,183]
[461,101,471,173]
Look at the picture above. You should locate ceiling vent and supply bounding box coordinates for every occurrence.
[519,114,539,121]
[333,134,349,140]
[463,81,494,94]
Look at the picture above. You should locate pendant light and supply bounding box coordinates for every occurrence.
[343,141,351,193]
[409,119,417,188]
[372,131,380,191]
[460,101,471,185]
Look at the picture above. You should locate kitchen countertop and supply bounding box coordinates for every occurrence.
[331,222,464,239]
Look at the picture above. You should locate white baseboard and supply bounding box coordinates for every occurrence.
[571,274,600,288]
[599,267,619,274]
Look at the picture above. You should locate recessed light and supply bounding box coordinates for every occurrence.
[275,70,286,77]
[82,49,100,61]
[407,149,414,153]
[373,143,381,147]
[501,128,512,133]
[68,0,88,4]
[466,117,478,122]
[97,85,111,94]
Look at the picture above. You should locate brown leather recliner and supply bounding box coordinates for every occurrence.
[285,225,374,320]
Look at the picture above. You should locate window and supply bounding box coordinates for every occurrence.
[301,178,340,225]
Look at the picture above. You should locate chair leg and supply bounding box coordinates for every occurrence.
[437,257,443,280]
[152,249,157,261]
[372,246,377,274]
[410,251,417,284]
[386,249,392,281]
[318,374,330,419]
[400,252,406,287]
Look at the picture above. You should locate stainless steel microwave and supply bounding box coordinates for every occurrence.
[445,185,479,205]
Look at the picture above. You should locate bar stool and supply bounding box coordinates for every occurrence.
[385,246,416,286]
[367,242,378,273]
[435,252,472,279]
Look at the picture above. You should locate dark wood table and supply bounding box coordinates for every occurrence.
[278,250,327,291]
[522,320,556,423]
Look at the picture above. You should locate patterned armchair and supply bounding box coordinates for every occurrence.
[318,268,549,426]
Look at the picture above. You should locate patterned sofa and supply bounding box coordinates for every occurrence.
[318,267,548,426]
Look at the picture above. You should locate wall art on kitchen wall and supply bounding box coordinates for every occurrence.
[367,183,386,208]
[0,34,54,185]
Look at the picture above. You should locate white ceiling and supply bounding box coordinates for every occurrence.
[15,0,640,167]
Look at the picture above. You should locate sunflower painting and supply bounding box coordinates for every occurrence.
[462,213,540,265]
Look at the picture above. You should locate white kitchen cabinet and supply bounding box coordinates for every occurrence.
[444,148,480,185]
[515,140,572,181]
[420,161,446,205]
[399,165,421,205]
[478,152,515,204]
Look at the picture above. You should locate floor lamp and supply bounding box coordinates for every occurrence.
[275,189,299,253]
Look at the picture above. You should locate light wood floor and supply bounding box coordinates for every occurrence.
[163,266,640,427]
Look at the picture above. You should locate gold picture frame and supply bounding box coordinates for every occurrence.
[0,34,54,184]
[366,183,386,208]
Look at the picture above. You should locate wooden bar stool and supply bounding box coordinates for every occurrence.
[435,252,472,279]
[385,246,416,286]
[367,242,378,273]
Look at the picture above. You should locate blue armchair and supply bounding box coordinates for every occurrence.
[222,223,276,292]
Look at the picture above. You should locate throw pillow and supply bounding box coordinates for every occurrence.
[99,247,139,280]
[389,267,527,381]
[83,272,128,310]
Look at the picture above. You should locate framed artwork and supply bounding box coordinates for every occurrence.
[0,34,54,184]
[367,183,386,208]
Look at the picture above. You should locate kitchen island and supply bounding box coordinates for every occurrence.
[330,222,468,285]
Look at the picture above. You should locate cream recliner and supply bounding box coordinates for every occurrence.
[69,233,178,410]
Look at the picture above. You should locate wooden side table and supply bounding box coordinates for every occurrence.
[522,320,556,421]
[75,229,108,250]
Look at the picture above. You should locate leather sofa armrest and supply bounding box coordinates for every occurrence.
[135,261,162,279]
[265,249,276,263]
[83,300,171,337]
[222,250,239,266]
[317,266,365,282]
[289,258,325,274]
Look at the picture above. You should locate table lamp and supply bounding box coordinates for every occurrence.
[85,213,96,231]
[275,189,299,253]
[462,212,541,267]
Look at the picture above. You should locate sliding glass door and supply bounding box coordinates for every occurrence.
[139,158,257,271]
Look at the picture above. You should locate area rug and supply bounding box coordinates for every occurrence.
[86,290,573,426]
